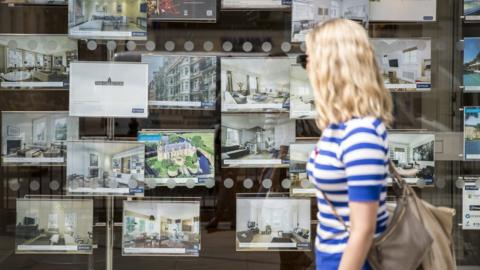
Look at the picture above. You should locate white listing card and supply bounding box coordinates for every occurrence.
[463,182,480,230]
[369,0,436,22]
[69,62,148,118]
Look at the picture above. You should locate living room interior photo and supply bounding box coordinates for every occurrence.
[372,39,432,90]
[221,114,295,166]
[67,142,145,193]
[68,0,147,38]
[123,201,200,255]
[1,112,78,164]
[221,58,292,110]
[290,65,315,119]
[389,134,435,184]
[16,199,93,253]
[236,198,310,251]
[0,36,77,87]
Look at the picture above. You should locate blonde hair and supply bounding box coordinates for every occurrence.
[305,18,393,130]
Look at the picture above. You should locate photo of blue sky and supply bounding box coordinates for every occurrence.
[465,38,480,64]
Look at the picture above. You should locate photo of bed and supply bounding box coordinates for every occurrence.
[464,38,480,91]
[122,200,200,256]
[236,196,311,251]
[291,0,368,43]
[290,142,316,197]
[369,0,436,22]
[465,0,480,18]
[138,130,214,186]
[464,107,480,160]
[221,114,295,168]
[16,199,93,254]
[66,141,145,196]
[221,57,294,113]
[371,38,432,92]
[146,0,216,21]
[68,0,147,40]
[388,133,435,185]
[222,0,289,9]
[1,112,79,165]
[142,55,217,109]
[0,35,77,89]
[290,64,315,119]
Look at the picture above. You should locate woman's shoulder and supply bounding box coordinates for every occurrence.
[341,117,387,140]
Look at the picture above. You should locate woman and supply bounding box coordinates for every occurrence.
[305,19,393,270]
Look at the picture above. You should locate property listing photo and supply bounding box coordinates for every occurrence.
[388,133,435,185]
[371,38,432,92]
[221,57,295,113]
[142,54,217,110]
[68,0,147,40]
[222,0,289,9]
[290,64,315,119]
[0,35,77,89]
[0,0,65,5]
[122,200,201,256]
[236,196,311,251]
[138,130,215,186]
[291,0,368,42]
[146,0,216,21]
[66,141,145,196]
[16,199,93,254]
[464,107,480,160]
[1,112,79,165]
[369,0,437,22]
[221,114,295,168]
[465,0,480,18]
[463,38,480,91]
[290,142,316,197]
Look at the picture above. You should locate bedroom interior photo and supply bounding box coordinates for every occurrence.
[123,201,200,255]
[1,112,78,164]
[221,114,295,167]
[221,58,292,111]
[68,0,147,38]
[67,141,145,194]
[16,199,93,253]
[372,39,432,90]
[0,36,77,87]
[236,197,310,251]
[388,134,435,184]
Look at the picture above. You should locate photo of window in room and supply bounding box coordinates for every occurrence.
[291,0,368,43]
[146,0,216,21]
[369,0,436,22]
[0,36,78,89]
[289,142,316,197]
[122,200,200,256]
[290,64,315,119]
[221,57,295,113]
[66,141,145,196]
[236,195,311,251]
[68,0,147,40]
[221,114,295,168]
[15,199,93,254]
[142,55,217,110]
[371,38,432,92]
[138,130,215,187]
[1,112,79,165]
[388,133,435,185]
[465,0,480,19]
[221,0,290,9]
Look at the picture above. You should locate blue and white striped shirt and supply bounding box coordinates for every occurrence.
[306,117,389,256]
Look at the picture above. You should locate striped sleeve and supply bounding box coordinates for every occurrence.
[340,120,387,202]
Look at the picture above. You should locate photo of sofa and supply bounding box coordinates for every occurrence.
[68,0,147,40]
[122,200,200,256]
[221,57,294,112]
[221,114,295,168]
[236,196,311,251]
[1,112,79,165]
[371,38,432,92]
[0,36,77,89]
[15,199,93,254]
[66,141,145,196]
[389,133,435,185]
